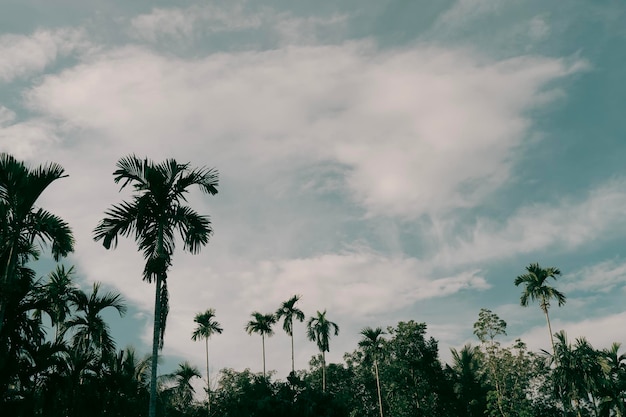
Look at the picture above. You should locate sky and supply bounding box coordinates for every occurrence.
[1,0,626,388]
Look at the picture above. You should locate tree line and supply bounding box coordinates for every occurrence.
[1,153,624,416]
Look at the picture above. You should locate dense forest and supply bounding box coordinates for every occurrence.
[1,153,625,417]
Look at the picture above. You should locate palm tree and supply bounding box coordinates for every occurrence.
[306,310,339,392]
[514,263,565,355]
[93,155,218,417]
[599,343,626,417]
[0,153,74,337]
[275,295,305,375]
[40,265,78,340]
[245,312,276,378]
[160,361,201,414]
[64,282,127,357]
[359,326,386,417]
[449,344,488,417]
[191,308,223,416]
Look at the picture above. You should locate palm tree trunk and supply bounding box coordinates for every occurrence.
[206,337,210,417]
[374,359,384,417]
[322,351,326,392]
[262,334,266,379]
[291,330,295,375]
[0,243,16,336]
[542,297,556,356]
[149,272,162,417]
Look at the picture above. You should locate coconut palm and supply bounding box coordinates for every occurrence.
[191,308,223,416]
[359,326,386,417]
[93,155,218,417]
[63,282,127,357]
[245,312,276,378]
[0,153,74,336]
[514,263,565,355]
[306,310,339,392]
[275,294,305,375]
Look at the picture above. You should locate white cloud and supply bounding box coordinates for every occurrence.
[435,0,510,29]
[436,179,626,266]
[562,258,626,293]
[25,42,582,219]
[516,312,626,354]
[130,4,262,42]
[0,28,87,82]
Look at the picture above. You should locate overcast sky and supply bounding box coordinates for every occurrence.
[2,0,626,384]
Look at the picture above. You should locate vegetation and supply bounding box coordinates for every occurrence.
[2,153,626,417]
[93,155,218,417]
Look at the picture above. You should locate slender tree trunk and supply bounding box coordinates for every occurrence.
[322,351,326,392]
[206,337,210,417]
[262,334,266,378]
[291,328,295,375]
[542,297,556,357]
[149,226,165,417]
[0,243,16,336]
[374,359,384,417]
[149,272,162,417]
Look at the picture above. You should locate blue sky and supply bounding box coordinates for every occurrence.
[2,0,626,384]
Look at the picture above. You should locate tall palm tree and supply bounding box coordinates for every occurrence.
[275,295,305,375]
[306,310,339,392]
[64,282,127,357]
[245,312,276,378]
[359,326,386,417]
[514,263,565,355]
[191,308,223,416]
[93,155,218,417]
[0,153,74,337]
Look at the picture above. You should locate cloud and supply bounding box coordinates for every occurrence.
[435,179,626,266]
[516,312,626,354]
[130,3,263,42]
[0,28,87,82]
[562,259,626,293]
[25,41,582,219]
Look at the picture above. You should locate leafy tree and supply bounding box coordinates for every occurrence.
[39,265,79,340]
[160,361,201,416]
[245,312,277,378]
[191,308,222,416]
[307,310,339,392]
[276,294,305,375]
[380,321,453,417]
[64,282,127,357]
[0,153,75,336]
[359,326,386,417]
[515,263,566,355]
[598,342,626,417]
[448,344,488,417]
[93,155,218,417]
[473,308,507,346]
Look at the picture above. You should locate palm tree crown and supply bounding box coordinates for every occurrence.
[307,310,339,354]
[515,263,565,312]
[515,263,565,354]
[192,309,223,342]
